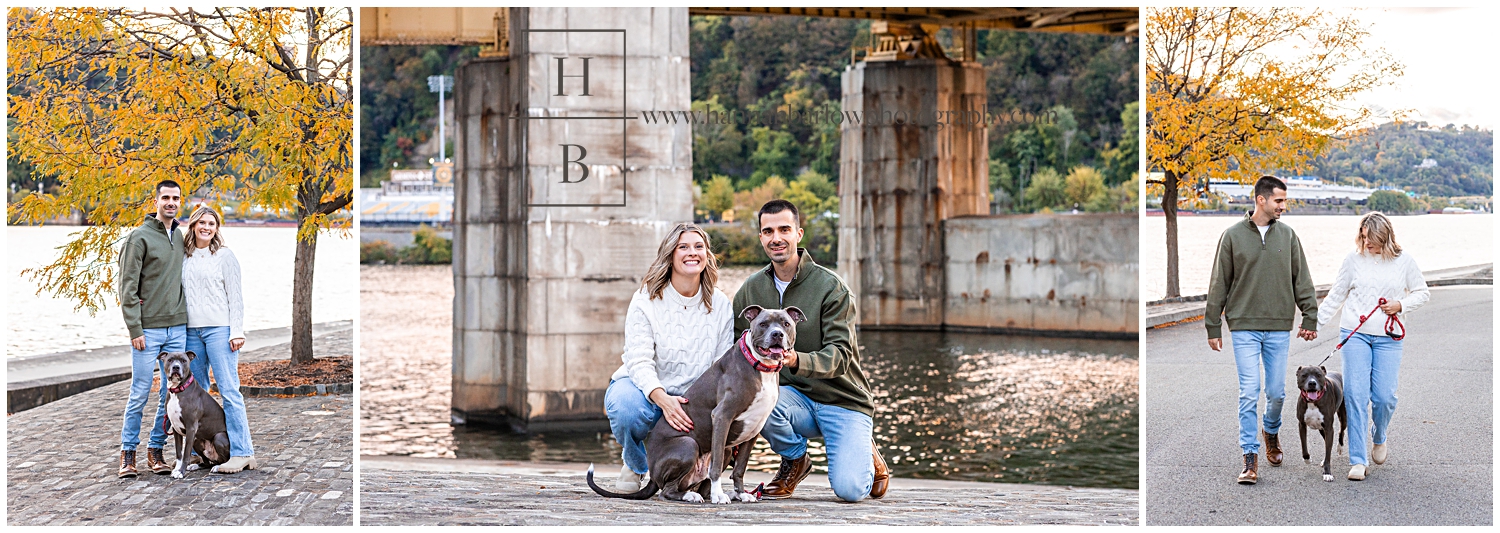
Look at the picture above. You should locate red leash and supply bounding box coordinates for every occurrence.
[1335,297,1406,350]
[1318,298,1405,367]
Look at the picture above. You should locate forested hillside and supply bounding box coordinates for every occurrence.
[1304,121,1492,197]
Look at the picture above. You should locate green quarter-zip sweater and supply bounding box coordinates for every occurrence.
[1205,213,1319,339]
[732,248,874,417]
[119,215,188,339]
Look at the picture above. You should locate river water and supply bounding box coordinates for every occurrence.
[1144,214,1493,301]
[359,265,1139,489]
[7,226,358,358]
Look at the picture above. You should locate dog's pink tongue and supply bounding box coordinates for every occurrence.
[767,347,784,356]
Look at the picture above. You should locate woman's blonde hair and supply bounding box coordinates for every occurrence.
[184,204,225,258]
[642,222,719,312]
[1357,211,1402,258]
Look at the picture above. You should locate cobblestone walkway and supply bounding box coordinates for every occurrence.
[359,458,1137,525]
[8,376,353,525]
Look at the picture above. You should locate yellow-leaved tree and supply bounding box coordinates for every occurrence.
[1146,7,1401,297]
[8,7,352,365]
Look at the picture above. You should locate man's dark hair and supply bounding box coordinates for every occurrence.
[756,199,801,228]
[1253,175,1286,199]
[155,179,182,196]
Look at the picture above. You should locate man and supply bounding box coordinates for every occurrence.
[1205,175,1319,485]
[732,199,889,502]
[117,179,190,477]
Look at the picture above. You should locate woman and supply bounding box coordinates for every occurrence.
[1316,211,1429,481]
[604,223,734,491]
[181,205,257,473]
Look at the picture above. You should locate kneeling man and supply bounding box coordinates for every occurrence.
[733,199,889,502]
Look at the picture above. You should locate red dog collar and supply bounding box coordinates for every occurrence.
[168,374,196,394]
[739,332,783,373]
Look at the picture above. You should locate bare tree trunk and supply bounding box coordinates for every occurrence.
[1163,169,1181,298]
[291,225,318,365]
[288,7,324,367]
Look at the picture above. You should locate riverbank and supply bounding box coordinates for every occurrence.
[359,456,1136,525]
[7,322,352,414]
[1146,264,1491,328]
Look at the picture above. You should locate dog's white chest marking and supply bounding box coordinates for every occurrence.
[166,393,185,434]
[1303,406,1325,431]
[731,372,780,444]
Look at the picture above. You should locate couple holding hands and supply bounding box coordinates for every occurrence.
[1206,176,1430,484]
[603,199,889,502]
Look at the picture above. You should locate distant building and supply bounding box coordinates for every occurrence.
[1415,158,1438,169]
[361,163,454,225]
[1208,176,1375,201]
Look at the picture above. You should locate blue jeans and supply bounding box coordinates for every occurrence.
[761,386,874,502]
[187,326,255,456]
[1230,330,1290,454]
[121,325,186,451]
[1340,329,1402,466]
[605,377,663,475]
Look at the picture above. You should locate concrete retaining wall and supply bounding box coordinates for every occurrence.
[943,214,1138,338]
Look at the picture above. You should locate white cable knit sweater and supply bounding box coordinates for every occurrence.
[182,246,246,340]
[610,286,734,397]
[1317,251,1430,336]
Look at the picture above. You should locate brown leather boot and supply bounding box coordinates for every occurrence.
[146,448,172,475]
[1236,453,1258,484]
[760,454,813,499]
[118,450,138,478]
[1262,431,1283,467]
[870,444,890,499]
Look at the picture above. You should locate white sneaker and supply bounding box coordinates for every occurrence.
[211,456,258,474]
[1372,443,1388,465]
[1347,464,1366,481]
[616,465,645,492]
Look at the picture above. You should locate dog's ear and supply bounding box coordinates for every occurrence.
[185,351,197,362]
[741,305,764,322]
[783,306,807,323]
[157,351,169,361]
[1319,365,1325,372]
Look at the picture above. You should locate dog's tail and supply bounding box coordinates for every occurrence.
[585,463,660,500]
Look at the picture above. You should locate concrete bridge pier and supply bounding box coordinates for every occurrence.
[450,7,692,430]
[837,58,990,329]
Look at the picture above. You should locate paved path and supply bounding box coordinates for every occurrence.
[7,361,354,525]
[358,456,1137,525]
[1144,286,1491,525]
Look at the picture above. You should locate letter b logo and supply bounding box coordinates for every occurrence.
[560,144,589,183]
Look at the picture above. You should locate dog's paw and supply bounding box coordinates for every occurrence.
[711,491,732,504]
[171,470,185,479]
[1322,474,1334,482]
[186,463,200,471]
[737,492,758,503]
[681,492,704,503]
[1303,456,1311,464]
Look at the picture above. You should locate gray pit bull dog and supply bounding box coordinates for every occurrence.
[587,305,804,503]
[1296,365,1347,482]
[157,351,230,479]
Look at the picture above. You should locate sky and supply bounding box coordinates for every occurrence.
[1352,7,1494,129]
